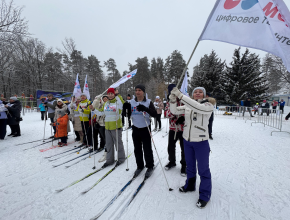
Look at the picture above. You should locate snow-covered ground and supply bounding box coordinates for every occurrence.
[1,107,290,220]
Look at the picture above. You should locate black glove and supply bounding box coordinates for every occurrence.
[176,116,185,125]
[137,104,148,112]
[56,122,60,125]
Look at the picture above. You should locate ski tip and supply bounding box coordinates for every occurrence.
[55,189,63,193]
[81,191,88,194]
[169,188,174,191]
[126,169,129,171]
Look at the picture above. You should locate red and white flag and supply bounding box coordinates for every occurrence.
[110,69,138,88]
[73,73,82,98]
[199,0,290,72]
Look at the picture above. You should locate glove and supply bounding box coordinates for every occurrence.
[50,123,54,126]
[95,94,102,100]
[137,104,148,112]
[78,107,84,113]
[176,116,185,125]
[171,87,183,99]
[169,94,176,101]
[55,122,60,125]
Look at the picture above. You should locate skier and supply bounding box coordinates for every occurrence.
[54,99,71,134]
[164,84,186,176]
[253,103,259,115]
[271,100,278,113]
[77,93,92,147]
[279,99,285,114]
[4,97,22,137]
[92,88,126,167]
[261,100,270,116]
[51,109,69,147]
[243,98,254,117]
[39,99,47,120]
[0,100,8,140]
[122,94,132,128]
[129,84,157,178]
[153,96,163,131]
[170,86,214,209]
[44,94,57,136]
[70,97,83,143]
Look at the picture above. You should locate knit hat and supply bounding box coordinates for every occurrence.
[10,97,18,101]
[56,109,66,117]
[107,88,115,95]
[263,100,266,103]
[192,87,206,97]
[57,99,64,104]
[168,84,176,95]
[80,93,87,97]
[256,103,259,105]
[127,94,131,97]
[47,93,53,97]
[156,96,160,99]
[135,84,145,93]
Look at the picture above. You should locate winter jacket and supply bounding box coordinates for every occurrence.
[164,100,184,132]
[271,100,278,107]
[0,101,8,119]
[280,101,285,107]
[46,99,57,118]
[244,100,251,107]
[77,99,92,122]
[39,103,46,112]
[93,94,124,130]
[54,104,71,133]
[70,103,82,131]
[253,105,259,110]
[53,114,69,138]
[154,100,164,114]
[6,100,22,125]
[170,96,214,142]
[122,101,132,117]
[92,97,106,127]
[261,102,270,109]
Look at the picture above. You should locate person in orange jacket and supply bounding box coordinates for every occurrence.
[51,109,69,147]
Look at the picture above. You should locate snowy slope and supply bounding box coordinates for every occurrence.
[0,109,290,220]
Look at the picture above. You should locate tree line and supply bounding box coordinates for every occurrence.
[0,0,289,104]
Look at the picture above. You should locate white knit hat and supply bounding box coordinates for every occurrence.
[192,87,206,97]
[10,97,18,101]
[156,96,160,99]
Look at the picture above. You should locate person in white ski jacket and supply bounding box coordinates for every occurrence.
[170,86,214,209]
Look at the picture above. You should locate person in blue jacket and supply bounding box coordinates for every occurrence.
[39,99,47,120]
[0,99,8,139]
[279,99,285,114]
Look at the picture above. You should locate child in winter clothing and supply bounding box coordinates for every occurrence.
[170,86,214,209]
[52,109,69,147]
[153,96,163,131]
[39,101,47,120]
[253,103,259,115]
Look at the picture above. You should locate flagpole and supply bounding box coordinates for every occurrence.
[176,40,200,88]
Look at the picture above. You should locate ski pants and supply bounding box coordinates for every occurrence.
[0,119,7,139]
[93,125,106,151]
[9,124,20,136]
[81,121,92,146]
[155,114,161,130]
[243,107,252,116]
[60,136,67,144]
[105,129,126,164]
[167,130,186,166]
[41,111,47,120]
[183,139,212,202]
[280,106,284,114]
[132,125,154,169]
[208,113,214,136]
[50,118,56,134]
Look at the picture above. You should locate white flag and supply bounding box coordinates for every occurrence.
[83,75,90,100]
[180,72,189,97]
[73,73,82,98]
[110,69,137,88]
[199,0,290,72]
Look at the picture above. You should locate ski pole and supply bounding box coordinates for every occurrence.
[126,109,129,171]
[142,112,173,191]
[115,99,118,160]
[91,110,96,169]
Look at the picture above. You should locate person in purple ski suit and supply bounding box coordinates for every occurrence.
[170,86,214,209]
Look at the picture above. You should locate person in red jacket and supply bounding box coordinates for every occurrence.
[52,109,69,147]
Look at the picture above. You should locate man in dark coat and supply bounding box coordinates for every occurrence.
[5,97,22,137]
[122,94,132,128]
[243,98,254,117]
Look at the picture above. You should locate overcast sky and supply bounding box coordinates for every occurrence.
[14,0,290,77]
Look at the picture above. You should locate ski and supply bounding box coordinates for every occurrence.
[16,136,53,146]
[55,163,107,192]
[39,141,75,152]
[52,152,91,168]
[47,149,80,162]
[65,148,104,168]
[81,153,132,194]
[90,169,144,220]
[152,127,164,136]
[23,139,57,151]
[162,133,169,138]
[116,162,159,219]
[44,145,83,159]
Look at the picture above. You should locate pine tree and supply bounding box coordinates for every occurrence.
[225,48,268,104]
[104,58,121,87]
[86,55,104,95]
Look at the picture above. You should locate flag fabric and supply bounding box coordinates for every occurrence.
[73,73,82,98]
[83,75,90,100]
[180,72,190,97]
[110,69,137,88]
[199,0,290,72]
